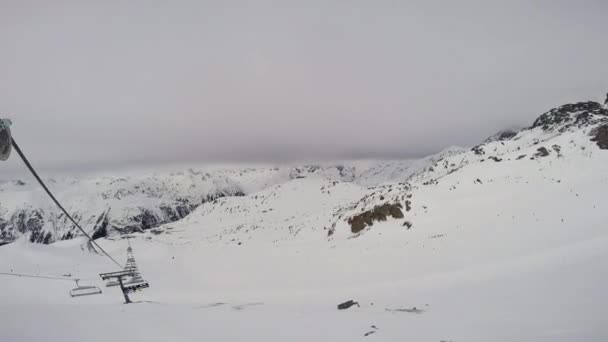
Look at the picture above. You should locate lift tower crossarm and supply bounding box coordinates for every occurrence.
[99,271,149,304]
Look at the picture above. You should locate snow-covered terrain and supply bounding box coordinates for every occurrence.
[1,98,607,341]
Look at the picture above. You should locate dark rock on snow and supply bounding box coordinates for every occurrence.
[534,147,550,158]
[590,124,608,150]
[337,300,360,310]
[348,203,405,234]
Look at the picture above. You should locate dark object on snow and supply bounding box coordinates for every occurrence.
[488,156,502,162]
[471,145,485,155]
[364,325,380,336]
[337,300,360,310]
[604,93,608,107]
[348,203,404,234]
[534,147,550,158]
[386,306,424,314]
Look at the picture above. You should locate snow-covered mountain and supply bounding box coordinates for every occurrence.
[0,165,355,244]
[1,96,608,342]
[1,98,607,246]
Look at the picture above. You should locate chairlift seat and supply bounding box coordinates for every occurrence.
[105,280,120,287]
[70,280,102,297]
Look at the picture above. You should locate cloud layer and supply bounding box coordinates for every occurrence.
[1,0,607,175]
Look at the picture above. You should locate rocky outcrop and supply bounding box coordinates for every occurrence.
[534,147,550,158]
[483,129,519,143]
[347,203,404,234]
[289,165,356,182]
[0,190,246,245]
[91,209,110,240]
[0,172,247,245]
[0,208,53,244]
[590,124,608,150]
[532,101,608,132]
[529,100,608,151]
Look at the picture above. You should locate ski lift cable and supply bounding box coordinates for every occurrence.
[1,272,103,297]
[0,272,98,282]
[10,138,123,269]
[0,271,73,281]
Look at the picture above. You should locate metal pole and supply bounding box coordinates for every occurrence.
[118,276,132,304]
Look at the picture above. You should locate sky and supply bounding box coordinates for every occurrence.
[1,0,607,176]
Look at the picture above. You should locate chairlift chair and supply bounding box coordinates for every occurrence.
[69,279,102,297]
[105,279,120,287]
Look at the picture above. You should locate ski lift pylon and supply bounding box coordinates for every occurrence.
[99,270,149,304]
[99,239,149,304]
[69,279,102,297]
[123,238,147,285]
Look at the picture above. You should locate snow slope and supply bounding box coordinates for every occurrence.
[0,164,360,244]
[0,98,607,341]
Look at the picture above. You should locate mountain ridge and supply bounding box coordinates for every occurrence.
[1,96,606,245]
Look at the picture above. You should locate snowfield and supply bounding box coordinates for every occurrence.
[1,99,608,341]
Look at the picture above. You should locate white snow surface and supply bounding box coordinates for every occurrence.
[1,113,608,341]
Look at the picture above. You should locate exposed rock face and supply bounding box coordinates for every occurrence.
[348,203,404,234]
[483,129,519,143]
[534,147,550,158]
[0,171,247,245]
[527,100,608,151]
[0,197,216,244]
[532,101,608,131]
[471,145,485,156]
[590,124,608,149]
[91,209,110,240]
[289,165,356,182]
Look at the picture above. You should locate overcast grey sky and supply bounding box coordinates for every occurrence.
[1,0,607,175]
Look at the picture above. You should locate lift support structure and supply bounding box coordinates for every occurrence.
[99,270,149,304]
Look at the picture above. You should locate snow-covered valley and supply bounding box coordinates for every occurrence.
[1,99,608,341]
